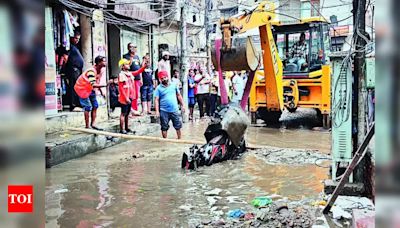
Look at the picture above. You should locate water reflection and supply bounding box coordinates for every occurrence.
[46,121,330,227]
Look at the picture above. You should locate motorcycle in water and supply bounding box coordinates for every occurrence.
[181,104,250,170]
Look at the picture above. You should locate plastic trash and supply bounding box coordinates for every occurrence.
[312,200,327,207]
[228,209,245,218]
[331,206,352,219]
[54,189,68,194]
[244,213,255,220]
[251,196,272,208]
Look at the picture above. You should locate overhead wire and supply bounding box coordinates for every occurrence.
[101,0,177,6]
[58,0,179,33]
[307,0,355,128]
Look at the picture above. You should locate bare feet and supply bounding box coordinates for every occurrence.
[130,110,142,117]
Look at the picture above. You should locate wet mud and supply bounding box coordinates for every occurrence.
[46,118,331,227]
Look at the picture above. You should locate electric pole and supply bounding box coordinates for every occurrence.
[180,0,189,122]
[353,0,369,188]
[205,0,211,73]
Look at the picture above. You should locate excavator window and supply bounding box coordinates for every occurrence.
[276,32,310,73]
[309,25,323,71]
[274,22,330,74]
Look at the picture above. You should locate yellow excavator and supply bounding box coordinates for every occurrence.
[211,1,331,127]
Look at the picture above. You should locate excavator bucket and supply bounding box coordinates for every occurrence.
[204,105,250,147]
[211,36,260,71]
[181,105,249,170]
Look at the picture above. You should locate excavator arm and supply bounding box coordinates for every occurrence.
[211,1,284,111]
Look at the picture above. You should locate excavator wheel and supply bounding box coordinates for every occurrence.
[258,108,282,126]
[315,108,324,127]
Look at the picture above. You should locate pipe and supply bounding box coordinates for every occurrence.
[214,39,229,105]
[67,127,266,149]
[240,70,256,110]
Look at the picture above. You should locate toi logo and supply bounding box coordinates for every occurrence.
[8,185,33,213]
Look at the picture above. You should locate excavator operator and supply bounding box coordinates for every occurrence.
[287,33,308,72]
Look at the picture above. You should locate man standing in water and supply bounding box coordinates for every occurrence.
[154,71,185,139]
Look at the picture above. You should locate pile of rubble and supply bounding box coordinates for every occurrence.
[196,201,317,228]
[253,147,330,165]
[193,190,376,227]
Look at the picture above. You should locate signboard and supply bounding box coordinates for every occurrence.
[114,3,160,25]
[45,68,58,115]
[92,10,107,103]
[45,7,58,116]
[330,25,350,37]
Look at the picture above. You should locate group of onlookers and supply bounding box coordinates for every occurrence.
[187,69,247,120]
[68,35,247,138]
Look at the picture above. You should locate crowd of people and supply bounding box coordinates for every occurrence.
[57,28,313,139]
[187,69,248,120]
[65,35,248,138]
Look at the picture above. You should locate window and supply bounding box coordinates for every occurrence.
[220,6,238,18]
[310,24,322,67]
[275,31,311,73]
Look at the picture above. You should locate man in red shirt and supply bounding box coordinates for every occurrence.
[118,58,147,134]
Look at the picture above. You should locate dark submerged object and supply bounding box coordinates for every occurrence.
[181,105,250,170]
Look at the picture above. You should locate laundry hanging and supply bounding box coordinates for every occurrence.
[63,9,74,50]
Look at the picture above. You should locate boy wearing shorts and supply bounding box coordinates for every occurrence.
[118,58,146,134]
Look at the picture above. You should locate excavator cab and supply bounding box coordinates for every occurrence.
[248,19,331,126]
[210,1,331,127]
[270,19,331,124]
[274,20,331,74]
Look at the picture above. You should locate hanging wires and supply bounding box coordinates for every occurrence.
[331,54,352,128]
[57,0,179,34]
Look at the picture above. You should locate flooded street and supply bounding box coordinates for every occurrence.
[46,121,331,227]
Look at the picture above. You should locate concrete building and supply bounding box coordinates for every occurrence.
[105,0,160,80]
[45,0,159,131]
[320,0,353,26]
[209,0,323,38]
[154,0,208,73]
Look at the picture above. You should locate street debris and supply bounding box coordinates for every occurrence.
[253,147,330,165]
[196,199,318,227]
[226,196,245,204]
[207,196,221,207]
[204,188,223,196]
[244,213,255,220]
[333,196,374,211]
[331,206,352,219]
[179,204,194,211]
[327,195,375,220]
[250,196,272,208]
[54,189,68,194]
[228,209,245,218]
[121,153,144,161]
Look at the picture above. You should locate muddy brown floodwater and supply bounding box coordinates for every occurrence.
[46,120,331,227]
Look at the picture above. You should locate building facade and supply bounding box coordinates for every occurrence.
[44,0,160,135]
